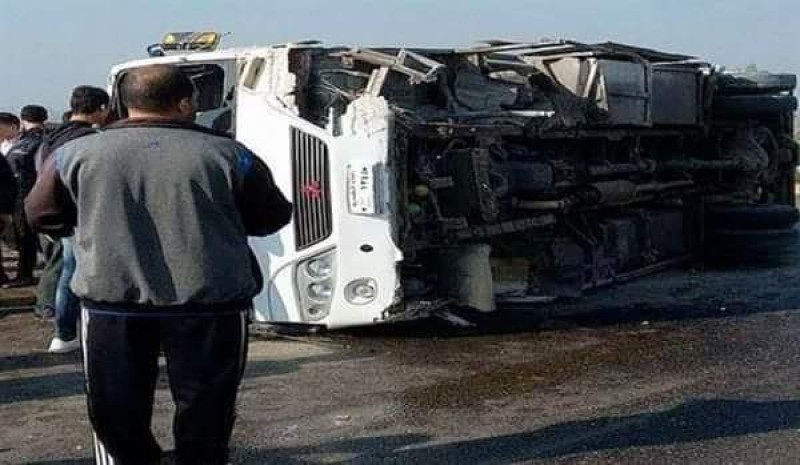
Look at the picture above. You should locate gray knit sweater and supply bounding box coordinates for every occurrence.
[26,118,292,311]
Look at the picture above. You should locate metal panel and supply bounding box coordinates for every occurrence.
[651,66,703,125]
[597,59,650,125]
[291,127,332,250]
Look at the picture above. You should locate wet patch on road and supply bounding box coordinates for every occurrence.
[393,327,707,413]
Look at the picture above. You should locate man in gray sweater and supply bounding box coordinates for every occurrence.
[26,64,292,465]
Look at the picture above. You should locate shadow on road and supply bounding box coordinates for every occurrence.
[243,352,354,379]
[0,351,81,373]
[24,460,92,465]
[24,398,800,464]
[230,398,800,464]
[0,371,84,405]
[0,352,350,405]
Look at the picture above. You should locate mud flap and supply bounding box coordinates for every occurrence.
[436,243,495,312]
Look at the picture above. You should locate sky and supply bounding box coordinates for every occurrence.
[1,0,798,115]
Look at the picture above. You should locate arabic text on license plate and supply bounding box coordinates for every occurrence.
[348,164,375,215]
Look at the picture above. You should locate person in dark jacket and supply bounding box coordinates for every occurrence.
[26,64,292,465]
[0,112,21,285]
[0,154,16,266]
[4,105,47,288]
[0,154,16,215]
[31,86,109,353]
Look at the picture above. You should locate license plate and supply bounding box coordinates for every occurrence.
[347,163,376,215]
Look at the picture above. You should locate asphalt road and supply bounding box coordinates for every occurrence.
[4,234,800,464]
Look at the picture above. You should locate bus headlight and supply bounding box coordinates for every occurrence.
[305,258,333,279]
[308,282,333,301]
[296,249,336,322]
[345,279,377,305]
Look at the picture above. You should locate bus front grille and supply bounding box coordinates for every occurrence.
[292,127,332,250]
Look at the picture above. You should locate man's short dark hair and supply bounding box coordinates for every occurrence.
[70,86,110,115]
[0,112,20,128]
[20,105,48,123]
[120,64,194,112]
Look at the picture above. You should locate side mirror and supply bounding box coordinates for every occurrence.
[147,44,166,57]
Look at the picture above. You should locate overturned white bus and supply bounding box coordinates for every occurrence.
[109,33,799,329]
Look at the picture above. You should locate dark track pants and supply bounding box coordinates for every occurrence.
[81,306,249,465]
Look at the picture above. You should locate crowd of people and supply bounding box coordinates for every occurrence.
[1,88,109,353]
[3,64,292,464]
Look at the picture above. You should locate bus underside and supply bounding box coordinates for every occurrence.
[288,41,798,315]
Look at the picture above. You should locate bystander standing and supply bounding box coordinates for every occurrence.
[0,148,16,254]
[30,86,109,353]
[26,64,292,465]
[0,112,21,285]
[4,105,47,288]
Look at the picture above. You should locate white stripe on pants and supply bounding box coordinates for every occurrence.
[81,307,116,465]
